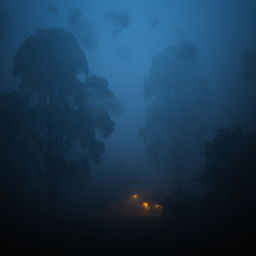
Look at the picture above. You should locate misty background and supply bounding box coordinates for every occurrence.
[0,0,256,217]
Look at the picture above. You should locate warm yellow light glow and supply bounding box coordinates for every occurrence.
[155,204,161,209]
[131,194,138,199]
[142,202,150,210]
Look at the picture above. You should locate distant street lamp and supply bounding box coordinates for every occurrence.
[142,202,150,210]
[131,194,138,200]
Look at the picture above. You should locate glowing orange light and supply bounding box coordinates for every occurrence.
[142,202,150,210]
[131,194,138,199]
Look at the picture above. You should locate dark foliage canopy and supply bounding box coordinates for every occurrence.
[1,28,114,189]
[198,127,256,198]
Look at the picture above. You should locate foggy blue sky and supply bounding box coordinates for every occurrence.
[1,0,256,200]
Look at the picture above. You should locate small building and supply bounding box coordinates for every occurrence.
[162,191,195,218]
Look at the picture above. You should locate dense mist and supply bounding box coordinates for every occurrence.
[0,0,256,251]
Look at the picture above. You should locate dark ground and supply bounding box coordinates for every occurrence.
[0,212,255,253]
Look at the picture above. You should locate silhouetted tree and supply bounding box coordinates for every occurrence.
[0,92,34,183]
[198,127,256,203]
[8,28,114,211]
[140,41,210,190]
